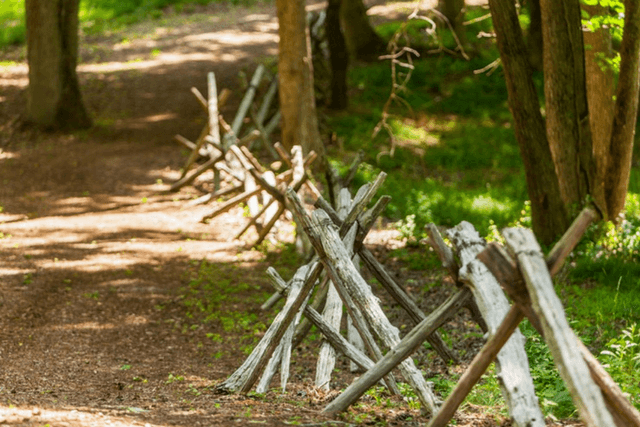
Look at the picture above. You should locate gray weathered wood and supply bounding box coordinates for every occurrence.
[479,242,640,427]
[446,222,544,427]
[170,153,223,192]
[224,64,265,149]
[315,189,350,390]
[323,287,472,416]
[216,263,313,393]
[427,304,525,427]
[503,228,615,427]
[200,186,262,222]
[309,209,440,414]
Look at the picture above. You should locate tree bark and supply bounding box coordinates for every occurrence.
[340,0,385,61]
[605,0,640,220]
[276,0,325,160]
[438,0,466,47]
[488,0,568,244]
[582,4,616,216]
[326,0,349,110]
[541,0,595,209]
[25,0,91,130]
[526,0,543,71]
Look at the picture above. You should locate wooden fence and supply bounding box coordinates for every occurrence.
[215,170,640,427]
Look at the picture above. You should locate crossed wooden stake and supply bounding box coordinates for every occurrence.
[216,173,467,415]
[322,206,640,427]
[169,67,320,247]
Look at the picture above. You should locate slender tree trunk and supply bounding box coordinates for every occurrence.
[582,4,616,215]
[340,0,385,61]
[25,0,91,130]
[326,0,349,110]
[276,0,324,159]
[605,0,640,220]
[526,0,543,71]
[488,0,568,244]
[437,0,466,47]
[540,0,595,211]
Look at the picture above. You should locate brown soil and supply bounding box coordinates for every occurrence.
[0,3,584,426]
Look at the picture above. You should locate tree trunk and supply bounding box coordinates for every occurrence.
[526,0,543,71]
[340,0,385,61]
[25,0,91,130]
[437,0,466,47]
[540,0,595,209]
[488,0,568,244]
[582,4,616,216]
[326,0,349,110]
[605,0,640,220]
[276,0,325,160]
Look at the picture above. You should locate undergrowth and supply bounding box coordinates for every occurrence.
[326,4,640,419]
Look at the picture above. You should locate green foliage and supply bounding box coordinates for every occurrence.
[180,260,268,336]
[0,0,25,46]
[521,322,576,418]
[599,323,640,408]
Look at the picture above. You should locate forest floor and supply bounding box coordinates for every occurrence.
[0,1,586,426]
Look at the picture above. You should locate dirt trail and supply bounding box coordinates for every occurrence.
[0,2,572,426]
[0,4,335,426]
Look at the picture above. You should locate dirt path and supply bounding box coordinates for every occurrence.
[0,2,579,426]
[0,4,336,426]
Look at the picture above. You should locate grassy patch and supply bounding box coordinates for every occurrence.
[326,7,640,419]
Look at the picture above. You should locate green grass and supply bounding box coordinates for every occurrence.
[326,8,640,418]
[0,0,25,46]
[0,0,270,49]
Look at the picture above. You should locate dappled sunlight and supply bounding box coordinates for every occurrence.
[52,321,117,331]
[0,404,168,426]
[140,112,177,123]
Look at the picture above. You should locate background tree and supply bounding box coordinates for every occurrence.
[25,0,91,130]
[326,0,349,110]
[488,0,640,243]
[339,0,385,61]
[437,0,466,47]
[275,0,324,159]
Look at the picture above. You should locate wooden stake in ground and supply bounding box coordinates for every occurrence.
[445,222,544,427]
[502,228,615,427]
[288,193,441,414]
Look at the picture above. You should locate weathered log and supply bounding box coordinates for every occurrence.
[503,228,615,427]
[236,198,276,241]
[343,150,365,188]
[261,171,281,227]
[216,264,314,393]
[181,124,213,178]
[186,183,243,207]
[287,188,402,396]
[426,222,488,332]
[224,64,265,150]
[315,189,350,391]
[446,222,544,427]
[307,208,440,414]
[427,304,525,427]
[265,268,379,375]
[315,195,457,364]
[170,154,223,192]
[323,288,471,416]
[425,223,458,282]
[479,242,640,427]
[201,187,262,222]
[545,206,600,276]
[274,142,293,168]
